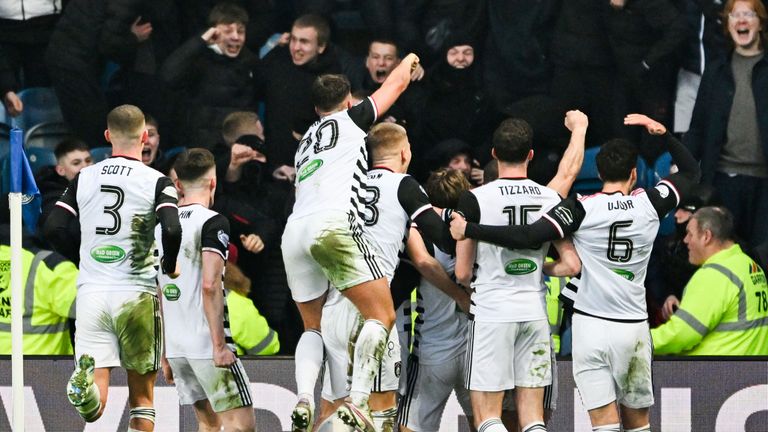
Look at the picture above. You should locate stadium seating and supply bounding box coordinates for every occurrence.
[90,146,112,162]
[24,122,74,150]
[15,87,65,131]
[573,147,649,195]
[161,146,186,164]
[25,147,57,175]
[0,123,10,160]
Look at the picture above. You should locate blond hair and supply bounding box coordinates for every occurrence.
[222,111,261,145]
[107,105,145,143]
[367,122,407,159]
[224,262,251,296]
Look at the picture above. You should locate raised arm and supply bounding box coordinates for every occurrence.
[547,110,588,197]
[370,53,420,117]
[406,228,470,314]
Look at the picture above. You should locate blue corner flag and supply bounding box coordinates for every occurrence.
[7,128,41,234]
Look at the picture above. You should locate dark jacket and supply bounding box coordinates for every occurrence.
[161,36,259,150]
[255,45,342,167]
[46,0,177,72]
[684,52,768,184]
[603,0,687,81]
[678,0,727,75]
[551,0,613,68]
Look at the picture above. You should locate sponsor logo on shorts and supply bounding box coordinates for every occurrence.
[504,258,537,275]
[90,245,126,263]
[612,268,635,280]
[163,284,181,301]
[298,159,323,182]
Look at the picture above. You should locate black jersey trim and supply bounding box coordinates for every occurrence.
[573,308,647,323]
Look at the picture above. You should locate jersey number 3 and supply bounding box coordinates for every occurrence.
[95,185,125,235]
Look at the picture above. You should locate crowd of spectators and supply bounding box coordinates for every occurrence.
[2,0,766,354]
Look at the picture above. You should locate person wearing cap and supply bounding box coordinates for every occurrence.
[646,184,719,324]
[651,206,768,355]
[424,138,485,186]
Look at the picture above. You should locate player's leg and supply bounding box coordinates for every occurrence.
[67,291,120,422]
[126,369,158,431]
[368,323,400,432]
[612,321,653,432]
[471,391,506,431]
[619,406,651,431]
[284,217,335,431]
[191,399,221,432]
[513,320,552,431]
[192,358,255,432]
[572,314,621,431]
[217,406,256,432]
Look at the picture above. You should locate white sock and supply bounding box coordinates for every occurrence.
[592,424,621,432]
[371,406,398,431]
[295,329,324,404]
[478,417,507,432]
[625,425,651,432]
[522,420,547,431]
[349,319,389,407]
[129,407,155,430]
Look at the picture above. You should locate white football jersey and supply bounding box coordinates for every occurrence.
[568,189,665,320]
[412,247,467,365]
[156,204,234,359]
[361,168,432,282]
[290,97,377,222]
[459,178,561,322]
[56,156,177,293]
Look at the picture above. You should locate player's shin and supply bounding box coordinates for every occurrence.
[348,319,389,408]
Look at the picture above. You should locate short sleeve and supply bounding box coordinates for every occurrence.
[201,214,230,260]
[456,191,481,223]
[154,176,179,211]
[397,176,432,220]
[347,97,378,131]
[55,174,80,217]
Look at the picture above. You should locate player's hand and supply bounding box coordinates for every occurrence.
[272,165,296,182]
[470,167,484,185]
[455,291,471,315]
[201,27,219,44]
[161,357,174,384]
[278,32,291,46]
[240,234,265,254]
[214,346,236,368]
[2,91,22,117]
[661,295,680,321]
[624,113,667,135]
[403,53,420,73]
[410,63,425,81]
[564,110,588,132]
[131,16,153,42]
[450,212,468,241]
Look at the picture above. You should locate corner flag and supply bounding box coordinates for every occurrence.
[7,128,41,233]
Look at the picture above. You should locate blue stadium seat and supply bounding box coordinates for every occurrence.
[90,146,112,162]
[24,122,74,150]
[15,87,65,131]
[645,152,675,235]
[161,146,186,165]
[0,123,10,160]
[26,147,57,175]
[572,147,602,195]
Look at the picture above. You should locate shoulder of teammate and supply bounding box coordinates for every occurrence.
[456,190,481,223]
[154,176,179,211]
[644,178,685,220]
[397,175,431,220]
[201,213,230,260]
[541,194,586,238]
[54,173,80,217]
[347,96,377,131]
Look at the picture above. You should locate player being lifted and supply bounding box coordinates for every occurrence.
[450,114,701,431]
[281,54,420,432]
[44,105,182,431]
[453,112,587,432]
[157,149,255,432]
[311,121,457,432]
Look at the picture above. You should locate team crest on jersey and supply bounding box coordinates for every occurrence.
[654,184,670,198]
[163,284,181,301]
[504,258,537,275]
[90,245,126,263]
[298,159,323,182]
[217,230,229,248]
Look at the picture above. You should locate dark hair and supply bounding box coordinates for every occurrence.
[54,138,89,160]
[208,2,249,27]
[311,74,350,112]
[174,148,216,183]
[492,118,533,163]
[369,38,400,57]
[426,168,471,209]
[692,206,736,242]
[293,14,330,47]
[144,113,159,129]
[483,159,498,184]
[596,139,638,182]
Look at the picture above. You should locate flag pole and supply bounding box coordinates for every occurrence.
[9,128,25,431]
